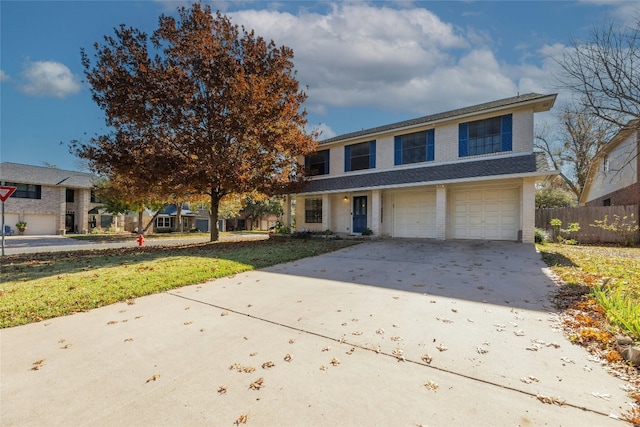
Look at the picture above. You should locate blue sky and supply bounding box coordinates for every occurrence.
[1,1,638,171]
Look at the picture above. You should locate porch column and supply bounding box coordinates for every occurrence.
[521,178,536,243]
[370,189,381,235]
[322,194,332,231]
[77,189,90,234]
[436,184,447,240]
[283,195,292,229]
[58,187,66,234]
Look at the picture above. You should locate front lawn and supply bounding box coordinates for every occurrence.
[0,238,360,328]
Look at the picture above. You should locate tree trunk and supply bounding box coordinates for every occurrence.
[209,194,220,242]
[175,201,183,233]
[137,209,144,235]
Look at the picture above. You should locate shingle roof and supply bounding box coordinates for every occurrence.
[319,93,556,145]
[298,153,554,194]
[0,162,97,188]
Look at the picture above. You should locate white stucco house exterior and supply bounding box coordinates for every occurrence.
[0,162,122,235]
[580,122,640,207]
[285,93,558,243]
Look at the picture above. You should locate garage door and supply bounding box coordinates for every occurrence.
[23,214,57,235]
[451,188,519,240]
[393,192,436,238]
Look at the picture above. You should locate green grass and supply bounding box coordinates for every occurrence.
[538,243,640,339]
[0,238,360,328]
[66,230,266,242]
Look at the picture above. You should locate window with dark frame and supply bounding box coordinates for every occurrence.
[304,198,322,223]
[345,141,375,172]
[2,182,41,199]
[66,189,75,203]
[156,217,172,228]
[394,129,434,165]
[305,150,330,176]
[459,114,512,157]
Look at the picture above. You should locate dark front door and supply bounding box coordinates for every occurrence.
[353,196,367,233]
[65,214,74,233]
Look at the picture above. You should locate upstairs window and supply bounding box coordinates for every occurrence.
[2,182,41,199]
[603,155,610,173]
[345,141,376,172]
[66,189,75,202]
[394,129,434,165]
[305,150,330,176]
[459,114,512,157]
[304,198,322,223]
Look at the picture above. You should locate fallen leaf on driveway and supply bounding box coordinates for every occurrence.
[514,330,525,336]
[436,343,448,352]
[262,361,275,369]
[390,336,402,342]
[476,347,489,354]
[520,376,540,384]
[423,380,439,390]
[436,317,453,324]
[330,357,340,366]
[249,377,264,390]
[218,386,227,394]
[221,311,229,316]
[376,328,385,335]
[392,348,405,361]
[234,414,248,425]
[146,374,160,383]
[284,354,292,362]
[421,353,432,364]
[536,393,565,406]
[31,359,46,371]
[322,346,331,352]
[591,392,611,400]
[561,357,575,364]
[346,347,355,355]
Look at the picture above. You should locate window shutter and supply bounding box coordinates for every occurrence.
[394,136,402,165]
[426,129,435,161]
[369,140,376,169]
[458,123,468,157]
[324,150,330,174]
[501,114,512,152]
[344,145,351,172]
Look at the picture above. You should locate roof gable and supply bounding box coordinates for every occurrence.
[0,162,97,188]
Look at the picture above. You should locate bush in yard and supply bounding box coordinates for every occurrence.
[535,228,549,244]
[590,214,639,246]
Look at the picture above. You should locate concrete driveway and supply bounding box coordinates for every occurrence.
[0,240,632,426]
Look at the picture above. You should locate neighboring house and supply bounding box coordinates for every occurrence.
[580,122,640,206]
[124,204,224,234]
[0,162,123,235]
[287,93,558,243]
[226,211,280,231]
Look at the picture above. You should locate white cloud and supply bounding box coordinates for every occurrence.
[20,61,81,98]
[229,3,543,117]
[308,122,336,140]
[0,70,9,82]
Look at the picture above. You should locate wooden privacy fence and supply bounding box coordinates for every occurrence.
[535,205,640,244]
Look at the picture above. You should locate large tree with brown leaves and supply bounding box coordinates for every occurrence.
[76,3,316,241]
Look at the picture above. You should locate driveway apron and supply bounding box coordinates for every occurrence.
[0,240,632,426]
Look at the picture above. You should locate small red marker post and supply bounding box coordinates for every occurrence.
[1,186,18,256]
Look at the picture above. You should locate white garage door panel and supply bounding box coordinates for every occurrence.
[24,215,57,235]
[452,188,519,241]
[393,192,436,238]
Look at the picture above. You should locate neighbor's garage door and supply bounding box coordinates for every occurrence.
[393,191,436,238]
[23,214,57,235]
[451,187,519,240]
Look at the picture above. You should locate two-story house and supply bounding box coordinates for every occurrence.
[580,121,640,207]
[286,93,558,243]
[0,162,122,235]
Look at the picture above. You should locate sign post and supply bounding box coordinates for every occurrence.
[0,186,17,256]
